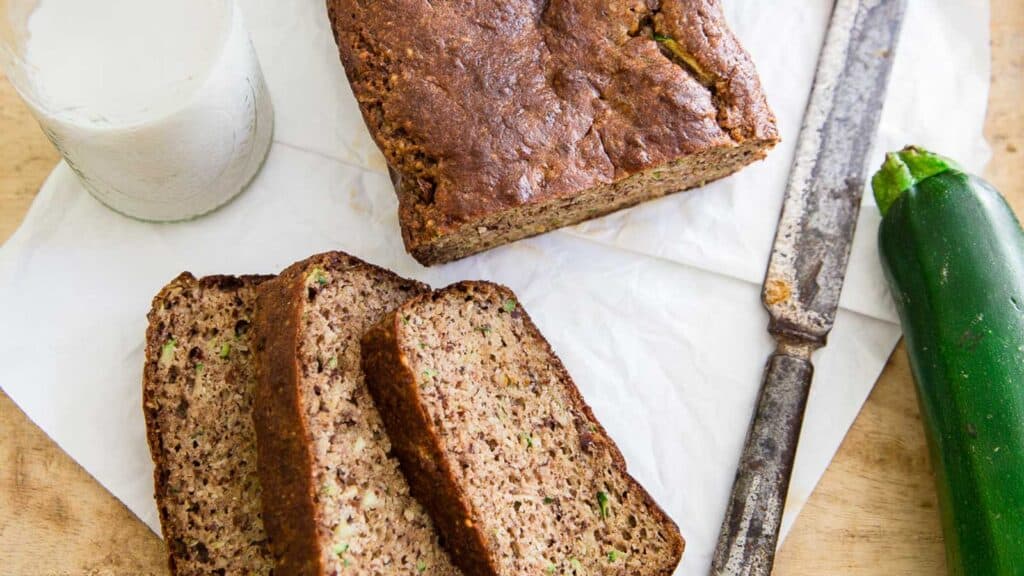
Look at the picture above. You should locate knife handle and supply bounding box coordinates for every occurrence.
[710,349,814,576]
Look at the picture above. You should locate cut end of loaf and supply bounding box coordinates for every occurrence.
[143,272,275,576]
[404,139,774,265]
[363,281,684,575]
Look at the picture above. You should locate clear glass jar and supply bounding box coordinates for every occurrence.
[0,0,273,221]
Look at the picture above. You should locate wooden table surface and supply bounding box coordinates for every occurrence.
[1,4,1021,573]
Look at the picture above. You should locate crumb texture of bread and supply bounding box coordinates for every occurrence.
[362,282,684,575]
[327,0,778,264]
[252,251,461,576]
[143,273,276,575]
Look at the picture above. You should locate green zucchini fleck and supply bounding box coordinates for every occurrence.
[519,431,534,448]
[597,491,610,519]
[309,267,329,286]
[652,33,712,84]
[159,338,177,366]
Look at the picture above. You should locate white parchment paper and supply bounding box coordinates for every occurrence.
[0,0,990,573]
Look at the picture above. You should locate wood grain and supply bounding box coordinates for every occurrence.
[0,77,58,243]
[0,3,1020,573]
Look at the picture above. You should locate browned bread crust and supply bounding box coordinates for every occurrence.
[252,251,460,575]
[143,272,276,576]
[251,260,318,575]
[327,0,778,264]
[361,299,495,575]
[361,281,684,574]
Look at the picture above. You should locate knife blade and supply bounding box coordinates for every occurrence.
[710,1,907,574]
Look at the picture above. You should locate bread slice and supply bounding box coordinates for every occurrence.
[327,0,777,264]
[361,281,685,575]
[143,273,275,575]
[251,251,461,575]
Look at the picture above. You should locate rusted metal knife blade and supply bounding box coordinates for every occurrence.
[710,0,907,574]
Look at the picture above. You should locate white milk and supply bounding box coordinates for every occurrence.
[18,0,273,221]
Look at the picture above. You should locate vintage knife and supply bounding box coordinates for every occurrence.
[710,0,907,574]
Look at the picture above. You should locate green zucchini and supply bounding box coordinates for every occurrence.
[874,147,1024,575]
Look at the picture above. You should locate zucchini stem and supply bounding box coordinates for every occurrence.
[871,146,961,216]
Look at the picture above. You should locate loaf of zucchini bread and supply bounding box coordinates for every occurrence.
[327,0,777,264]
[361,282,684,574]
[251,252,462,575]
[143,273,275,575]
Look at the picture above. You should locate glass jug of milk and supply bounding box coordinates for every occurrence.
[0,0,273,221]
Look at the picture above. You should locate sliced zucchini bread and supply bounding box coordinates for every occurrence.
[361,281,684,575]
[143,273,275,575]
[252,251,462,575]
